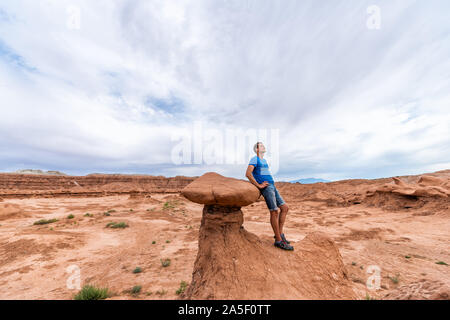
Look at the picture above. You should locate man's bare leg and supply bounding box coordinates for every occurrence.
[278,204,289,235]
[270,210,282,241]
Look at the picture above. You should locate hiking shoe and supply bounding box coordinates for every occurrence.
[281,233,290,244]
[274,240,294,251]
[274,233,290,244]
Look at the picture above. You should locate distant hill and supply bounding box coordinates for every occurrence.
[15,169,66,176]
[289,178,330,184]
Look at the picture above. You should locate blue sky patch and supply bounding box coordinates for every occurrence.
[144,95,185,115]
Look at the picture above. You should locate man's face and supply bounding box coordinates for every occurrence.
[258,143,266,154]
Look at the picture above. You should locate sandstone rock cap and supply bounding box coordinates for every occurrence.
[181,172,260,207]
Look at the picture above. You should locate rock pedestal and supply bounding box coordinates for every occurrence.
[180,172,357,300]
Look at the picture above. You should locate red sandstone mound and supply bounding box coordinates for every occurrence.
[180,173,356,300]
[0,203,25,220]
[128,190,153,200]
[363,174,450,212]
[383,279,449,300]
[373,176,450,198]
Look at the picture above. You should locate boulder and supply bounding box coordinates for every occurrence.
[418,175,445,187]
[181,172,260,207]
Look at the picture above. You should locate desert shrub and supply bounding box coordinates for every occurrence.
[131,285,142,295]
[133,267,142,274]
[155,289,167,295]
[160,258,171,267]
[33,218,58,225]
[389,275,399,284]
[106,222,128,229]
[176,281,188,295]
[162,201,176,210]
[74,285,109,300]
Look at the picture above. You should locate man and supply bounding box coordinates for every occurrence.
[246,142,294,251]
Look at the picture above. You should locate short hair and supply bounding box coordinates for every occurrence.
[253,142,263,154]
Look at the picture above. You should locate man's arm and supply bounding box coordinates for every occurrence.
[246,165,268,189]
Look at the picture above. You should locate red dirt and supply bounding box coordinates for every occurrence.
[0,170,448,300]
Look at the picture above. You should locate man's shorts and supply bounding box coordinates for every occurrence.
[260,184,286,211]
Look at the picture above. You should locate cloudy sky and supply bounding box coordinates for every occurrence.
[0,0,449,181]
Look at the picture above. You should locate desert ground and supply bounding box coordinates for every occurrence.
[0,171,449,300]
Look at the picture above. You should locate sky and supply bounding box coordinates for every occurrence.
[0,0,449,181]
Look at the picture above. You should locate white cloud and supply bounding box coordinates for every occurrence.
[0,0,449,180]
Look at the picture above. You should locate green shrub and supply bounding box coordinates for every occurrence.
[106,222,128,229]
[33,218,58,225]
[156,289,167,295]
[67,214,75,219]
[176,281,188,295]
[160,258,171,267]
[389,275,399,284]
[365,293,376,300]
[162,201,176,210]
[436,261,448,266]
[74,285,110,300]
[131,285,142,295]
[133,267,142,274]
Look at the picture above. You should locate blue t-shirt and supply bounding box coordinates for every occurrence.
[248,155,274,185]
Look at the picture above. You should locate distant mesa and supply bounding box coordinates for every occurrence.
[290,178,330,184]
[15,169,67,176]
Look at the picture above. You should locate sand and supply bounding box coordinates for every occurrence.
[0,171,448,300]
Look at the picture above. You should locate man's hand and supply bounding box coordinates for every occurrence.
[258,181,269,189]
[246,166,269,189]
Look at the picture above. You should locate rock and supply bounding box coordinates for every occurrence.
[370,177,449,199]
[180,174,356,299]
[180,203,356,299]
[0,203,24,220]
[383,280,449,300]
[181,172,260,207]
[418,175,445,187]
